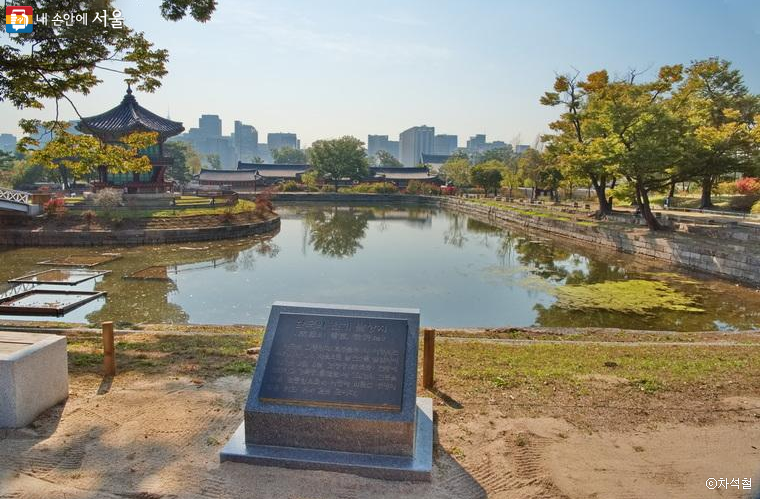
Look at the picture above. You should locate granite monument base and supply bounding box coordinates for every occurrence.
[220,397,432,481]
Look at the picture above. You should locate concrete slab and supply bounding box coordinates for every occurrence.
[0,332,68,428]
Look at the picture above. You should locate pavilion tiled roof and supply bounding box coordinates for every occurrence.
[77,86,185,141]
[198,169,260,183]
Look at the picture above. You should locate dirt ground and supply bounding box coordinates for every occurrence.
[1,370,758,499]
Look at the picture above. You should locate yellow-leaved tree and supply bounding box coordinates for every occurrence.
[30,131,159,186]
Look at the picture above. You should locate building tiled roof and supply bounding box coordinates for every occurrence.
[77,87,185,141]
[237,162,308,178]
[370,167,438,181]
[198,169,259,182]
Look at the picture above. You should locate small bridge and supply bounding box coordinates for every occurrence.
[0,188,41,215]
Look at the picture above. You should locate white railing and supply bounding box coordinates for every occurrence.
[0,188,31,205]
[660,205,760,220]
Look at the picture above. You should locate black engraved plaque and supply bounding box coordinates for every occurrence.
[259,312,408,411]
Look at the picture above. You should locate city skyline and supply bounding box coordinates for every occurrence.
[1,0,758,148]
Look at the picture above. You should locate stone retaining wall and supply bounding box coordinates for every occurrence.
[0,216,280,246]
[433,197,760,287]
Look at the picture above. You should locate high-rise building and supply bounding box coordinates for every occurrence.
[198,114,222,137]
[386,140,399,158]
[367,135,400,160]
[267,132,298,151]
[368,135,388,158]
[0,133,17,152]
[466,134,510,154]
[174,115,236,168]
[434,134,458,155]
[233,120,258,162]
[466,134,487,152]
[399,126,434,167]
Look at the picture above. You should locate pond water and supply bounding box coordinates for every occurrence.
[0,203,758,330]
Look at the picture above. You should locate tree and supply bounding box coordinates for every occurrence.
[304,207,370,258]
[206,154,221,170]
[439,157,471,187]
[30,131,158,183]
[164,141,201,183]
[674,58,760,208]
[1,0,216,149]
[476,146,514,164]
[1,151,19,187]
[541,71,614,215]
[0,150,14,172]
[250,156,264,164]
[590,65,686,230]
[309,136,369,190]
[375,150,403,167]
[11,161,48,189]
[272,146,308,164]
[470,162,503,196]
[519,148,563,201]
[518,148,545,199]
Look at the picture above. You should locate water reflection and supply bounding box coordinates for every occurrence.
[303,207,370,258]
[0,204,758,330]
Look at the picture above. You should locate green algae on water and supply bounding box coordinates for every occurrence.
[553,279,704,315]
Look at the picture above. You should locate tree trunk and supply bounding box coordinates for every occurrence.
[58,166,70,190]
[591,178,611,215]
[668,179,676,198]
[699,175,713,209]
[638,184,662,231]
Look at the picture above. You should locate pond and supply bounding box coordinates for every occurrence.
[0,203,758,331]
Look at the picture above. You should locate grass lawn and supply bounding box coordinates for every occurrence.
[71,199,259,219]
[64,327,760,402]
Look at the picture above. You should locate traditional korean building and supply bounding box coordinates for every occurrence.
[198,169,260,189]
[237,162,309,186]
[369,167,440,188]
[77,86,185,193]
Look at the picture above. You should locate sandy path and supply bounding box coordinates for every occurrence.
[1,374,758,499]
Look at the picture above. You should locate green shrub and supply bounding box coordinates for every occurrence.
[728,194,760,212]
[278,180,302,192]
[715,181,738,195]
[81,210,97,225]
[406,180,441,195]
[609,183,636,204]
[93,188,123,208]
[339,182,398,194]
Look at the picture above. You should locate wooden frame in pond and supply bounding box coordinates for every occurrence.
[37,253,121,268]
[0,290,107,316]
[124,266,172,281]
[8,269,111,286]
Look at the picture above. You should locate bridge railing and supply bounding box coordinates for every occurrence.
[0,187,31,205]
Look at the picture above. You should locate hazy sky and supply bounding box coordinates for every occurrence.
[1,0,759,147]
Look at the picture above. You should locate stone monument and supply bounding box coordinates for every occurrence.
[0,332,68,428]
[220,301,432,481]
